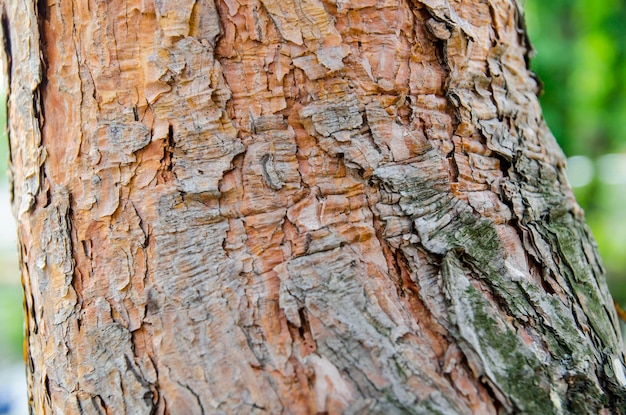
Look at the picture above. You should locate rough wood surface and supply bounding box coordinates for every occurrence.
[3,0,626,413]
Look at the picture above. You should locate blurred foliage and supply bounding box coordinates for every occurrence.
[0,281,22,360]
[525,0,626,302]
[0,90,21,362]
[525,0,626,156]
[0,92,21,363]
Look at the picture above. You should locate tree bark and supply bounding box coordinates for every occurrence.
[3,0,626,413]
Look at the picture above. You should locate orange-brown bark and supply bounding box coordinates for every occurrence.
[3,0,626,413]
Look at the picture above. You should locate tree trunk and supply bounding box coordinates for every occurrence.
[3,0,626,413]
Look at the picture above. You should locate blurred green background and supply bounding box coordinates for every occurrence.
[526,0,626,306]
[0,84,21,368]
[0,0,626,369]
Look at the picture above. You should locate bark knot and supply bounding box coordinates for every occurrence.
[260,153,285,190]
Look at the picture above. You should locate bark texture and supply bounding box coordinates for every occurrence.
[3,0,626,413]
